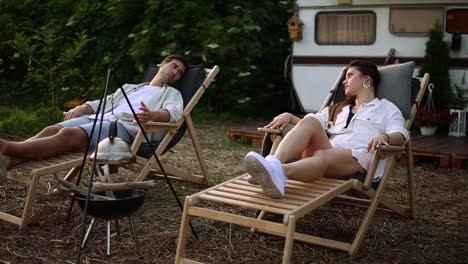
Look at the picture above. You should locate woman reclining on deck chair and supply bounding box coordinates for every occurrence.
[244,60,409,198]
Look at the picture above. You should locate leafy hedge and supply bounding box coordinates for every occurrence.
[0,106,63,138]
[0,0,295,117]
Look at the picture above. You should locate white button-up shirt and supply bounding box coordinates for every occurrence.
[305,98,409,181]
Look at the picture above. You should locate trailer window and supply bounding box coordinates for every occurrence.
[315,11,376,45]
[446,9,468,34]
[390,8,444,35]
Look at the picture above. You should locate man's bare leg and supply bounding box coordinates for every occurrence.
[28,125,63,140]
[0,127,88,163]
[5,125,64,168]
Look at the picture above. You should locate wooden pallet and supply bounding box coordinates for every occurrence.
[228,129,265,146]
[404,151,468,169]
[405,133,468,169]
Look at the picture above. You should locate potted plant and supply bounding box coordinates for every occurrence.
[414,107,456,135]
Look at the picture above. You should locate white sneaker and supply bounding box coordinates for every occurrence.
[0,153,7,184]
[244,152,286,198]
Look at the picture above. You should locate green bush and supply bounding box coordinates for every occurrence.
[0,107,63,138]
[11,25,92,108]
[0,0,295,117]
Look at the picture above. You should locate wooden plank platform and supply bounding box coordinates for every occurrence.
[228,129,265,146]
[409,133,468,169]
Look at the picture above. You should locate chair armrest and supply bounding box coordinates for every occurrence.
[376,144,407,159]
[376,145,406,152]
[133,120,179,132]
[258,127,281,134]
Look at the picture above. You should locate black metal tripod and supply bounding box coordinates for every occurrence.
[65,69,198,263]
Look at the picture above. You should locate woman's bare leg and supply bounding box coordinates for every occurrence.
[282,148,364,183]
[271,117,363,183]
[274,117,332,163]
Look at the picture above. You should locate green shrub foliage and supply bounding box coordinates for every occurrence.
[0,107,63,138]
[419,25,452,109]
[0,0,295,116]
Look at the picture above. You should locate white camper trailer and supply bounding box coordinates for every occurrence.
[291,0,468,113]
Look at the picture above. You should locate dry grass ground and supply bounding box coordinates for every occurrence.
[1,121,467,263]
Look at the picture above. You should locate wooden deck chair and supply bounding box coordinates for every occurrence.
[1,65,219,229]
[175,61,430,263]
[127,65,219,184]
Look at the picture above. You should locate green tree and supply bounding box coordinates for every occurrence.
[127,1,294,115]
[419,25,451,109]
[11,25,92,108]
[0,0,296,117]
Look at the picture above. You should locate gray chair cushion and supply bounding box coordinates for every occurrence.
[377,61,415,119]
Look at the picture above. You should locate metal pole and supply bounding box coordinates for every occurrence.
[119,86,199,240]
[75,69,113,263]
[66,79,107,222]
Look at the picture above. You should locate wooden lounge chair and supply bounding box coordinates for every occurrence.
[175,61,429,263]
[1,64,219,229]
[129,65,219,184]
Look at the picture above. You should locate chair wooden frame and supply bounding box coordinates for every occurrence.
[175,69,430,263]
[129,65,219,184]
[1,65,219,229]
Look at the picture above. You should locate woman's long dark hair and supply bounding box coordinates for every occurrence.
[328,60,380,124]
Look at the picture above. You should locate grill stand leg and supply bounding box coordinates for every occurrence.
[79,216,138,256]
[107,220,111,256]
[81,217,96,249]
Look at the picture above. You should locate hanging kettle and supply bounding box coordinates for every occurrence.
[89,120,136,164]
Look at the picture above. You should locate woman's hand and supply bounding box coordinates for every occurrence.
[265,112,292,130]
[367,134,389,151]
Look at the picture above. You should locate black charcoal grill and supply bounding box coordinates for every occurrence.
[76,189,145,256]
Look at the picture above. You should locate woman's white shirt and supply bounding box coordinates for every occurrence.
[305,98,409,181]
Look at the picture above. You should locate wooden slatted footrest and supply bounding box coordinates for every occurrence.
[15,152,85,176]
[175,174,354,263]
[195,174,346,215]
[3,152,85,229]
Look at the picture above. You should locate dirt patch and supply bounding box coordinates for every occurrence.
[1,121,467,263]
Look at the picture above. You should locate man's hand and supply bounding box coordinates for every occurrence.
[136,102,154,123]
[64,104,92,120]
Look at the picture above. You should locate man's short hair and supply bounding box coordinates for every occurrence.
[162,54,189,70]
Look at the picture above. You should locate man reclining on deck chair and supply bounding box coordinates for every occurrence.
[244,60,409,198]
[0,54,188,183]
